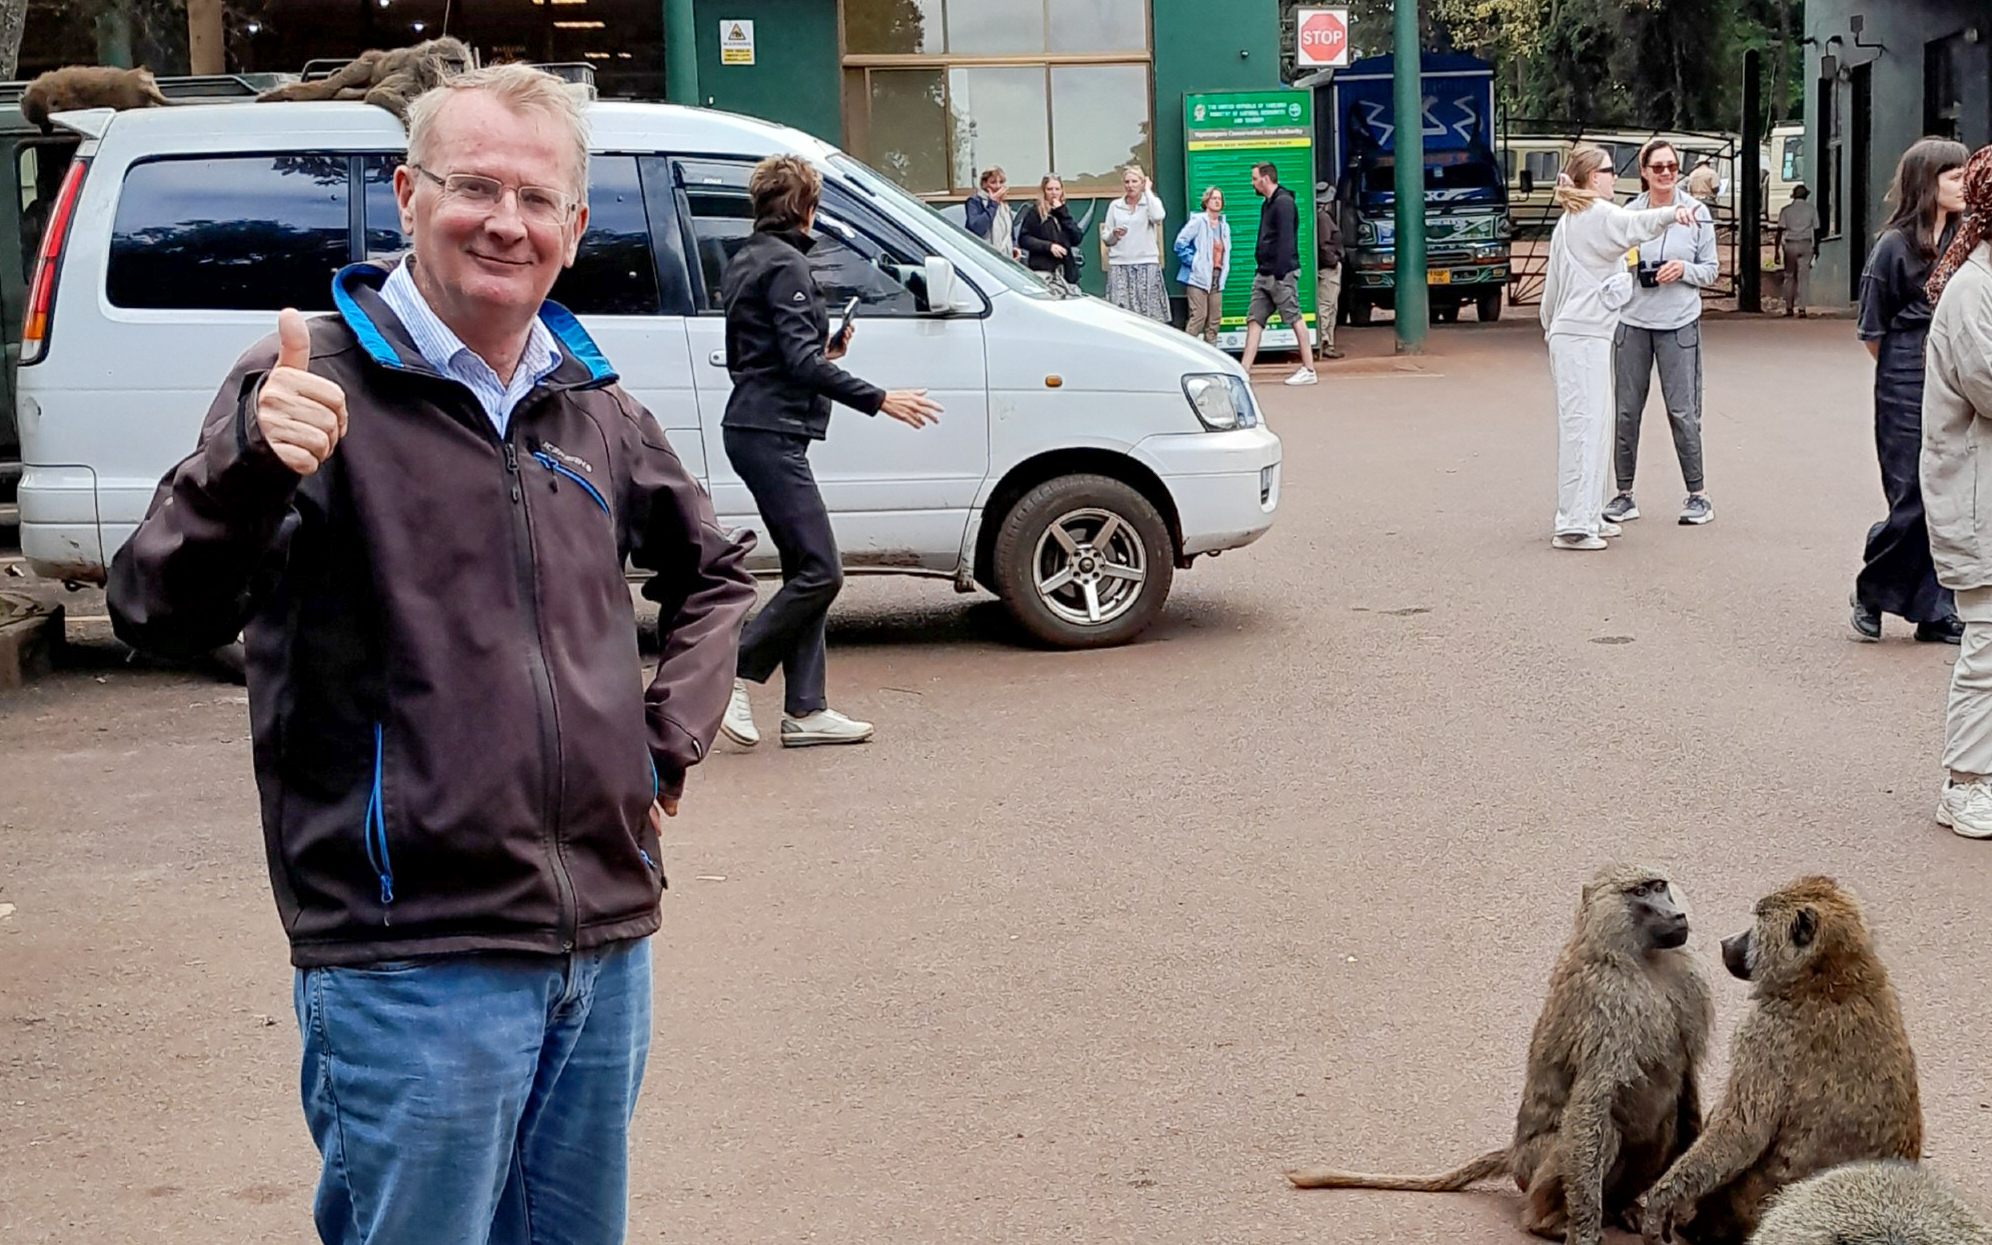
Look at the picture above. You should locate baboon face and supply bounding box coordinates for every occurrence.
[1582,865,1689,952]
[426,37,473,78]
[1720,877,1856,986]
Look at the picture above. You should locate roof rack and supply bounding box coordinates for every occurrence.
[0,71,294,104]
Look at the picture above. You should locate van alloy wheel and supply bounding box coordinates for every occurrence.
[1033,506,1147,628]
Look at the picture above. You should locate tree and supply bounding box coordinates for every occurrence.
[0,0,26,79]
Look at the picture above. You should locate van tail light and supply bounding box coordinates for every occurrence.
[21,156,88,366]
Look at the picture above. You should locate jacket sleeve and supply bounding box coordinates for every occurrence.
[1682,205,1718,288]
[1934,291,1992,420]
[1142,191,1166,224]
[106,335,305,659]
[1602,203,1679,253]
[618,394,758,799]
[964,195,994,241]
[764,257,887,415]
[1017,207,1052,257]
[1053,204,1083,246]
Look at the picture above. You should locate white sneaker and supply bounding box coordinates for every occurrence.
[720,679,759,747]
[780,708,875,747]
[1552,533,1609,551]
[1599,520,1624,537]
[1283,367,1319,386]
[1937,779,1992,839]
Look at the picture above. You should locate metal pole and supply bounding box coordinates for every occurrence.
[1392,0,1428,352]
[665,0,700,106]
[1739,48,1763,313]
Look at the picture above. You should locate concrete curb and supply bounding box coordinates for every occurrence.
[0,593,64,692]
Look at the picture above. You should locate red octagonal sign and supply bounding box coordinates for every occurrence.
[1296,8,1350,68]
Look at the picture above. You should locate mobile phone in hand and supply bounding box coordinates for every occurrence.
[836,296,859,343]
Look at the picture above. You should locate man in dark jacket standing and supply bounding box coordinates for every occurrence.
[1240,161,1317,385]
[717,154,942,750]
[1314,182,1348,360]
[107,66,757,1245]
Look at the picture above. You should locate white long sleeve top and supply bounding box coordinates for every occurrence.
[1104,191,1167,266]
[1539,200,1681,340]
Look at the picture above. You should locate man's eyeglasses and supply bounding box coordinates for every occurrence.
[410,164,577,225]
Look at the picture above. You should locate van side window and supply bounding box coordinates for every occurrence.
[361,154,661,316]
[107,155,351,311]
[674,158,930,316]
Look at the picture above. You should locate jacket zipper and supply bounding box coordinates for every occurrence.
[363,721,395,923]
[504,433,580,952]
[532,450,610,513]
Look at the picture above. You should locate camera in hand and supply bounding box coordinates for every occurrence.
[1636,258,1663,289]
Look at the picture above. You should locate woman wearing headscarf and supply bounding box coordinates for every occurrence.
[1918,145,1992,836]
[1850,137,1969,643]
[1538,144,1697,550]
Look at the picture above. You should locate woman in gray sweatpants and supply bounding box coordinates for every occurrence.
[1604,140,1718,528]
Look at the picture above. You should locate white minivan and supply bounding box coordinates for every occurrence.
[16,99,1280,648]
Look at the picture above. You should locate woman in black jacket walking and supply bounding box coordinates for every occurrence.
[718,155,942,748]
[1016,174,1083,294]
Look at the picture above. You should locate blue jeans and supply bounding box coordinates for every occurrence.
[293,940,652,1245]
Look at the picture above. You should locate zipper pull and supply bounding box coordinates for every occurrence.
[503,443,521,502]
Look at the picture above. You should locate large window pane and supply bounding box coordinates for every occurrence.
[1049,0,1146,53]
[867,69,949,193]
[108,155,350,311]
[1050,64,1153,189]
[945,0,1044,54]
[947,66,1049,193]
[844,0,942,53]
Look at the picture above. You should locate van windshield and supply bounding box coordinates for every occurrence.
[828,153,1052,299]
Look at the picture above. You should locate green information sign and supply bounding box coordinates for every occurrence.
[1183,90,1315,353]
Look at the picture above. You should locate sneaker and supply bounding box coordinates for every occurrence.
[1679,494,1714,525]
[1552,533,1608,551]
[1796,309,1808,319]
[1915,616,1966,644]
[1283,366,1319,386]
[1938,779,1992,839]
[1598,520,1624,538]
[780,708,875,747]
[1603,493,1640,522]
[720,679,759,747]
[1849,592,1882,642]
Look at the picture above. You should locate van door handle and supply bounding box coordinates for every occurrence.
[708,351,726,367]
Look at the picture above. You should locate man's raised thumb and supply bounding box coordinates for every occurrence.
[275,308,311,371]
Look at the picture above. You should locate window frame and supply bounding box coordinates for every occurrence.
[837,0,1154,200]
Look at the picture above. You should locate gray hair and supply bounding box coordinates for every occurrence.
[406,63,591,199]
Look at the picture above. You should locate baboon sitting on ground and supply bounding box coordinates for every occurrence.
[1747,1160,1991,1245]
[21,65,170,131]
[1639,876,1922,1245]
[1287,864,1712,1245]
[256,36,473,123]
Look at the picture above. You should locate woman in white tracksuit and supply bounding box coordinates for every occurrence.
[1540,144,1700,550]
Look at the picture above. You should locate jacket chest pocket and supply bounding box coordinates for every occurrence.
[524,440,621,560]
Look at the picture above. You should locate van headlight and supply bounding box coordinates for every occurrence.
[1182,373,1258,431]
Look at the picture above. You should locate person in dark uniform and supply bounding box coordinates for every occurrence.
[718,155,943,748]
[1851,137,1970,643]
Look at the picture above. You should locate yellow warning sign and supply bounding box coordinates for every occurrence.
[719,19,755,65]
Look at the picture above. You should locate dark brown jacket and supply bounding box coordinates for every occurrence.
[107,264,756,967]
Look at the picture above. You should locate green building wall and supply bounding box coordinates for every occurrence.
[681,0,1284,301]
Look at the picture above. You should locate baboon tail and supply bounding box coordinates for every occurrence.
[1284,1147,1509,1192]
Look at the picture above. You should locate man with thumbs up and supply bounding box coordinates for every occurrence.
[107,65,755,1245]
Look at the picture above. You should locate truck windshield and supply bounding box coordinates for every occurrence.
[1360,159,1502,198]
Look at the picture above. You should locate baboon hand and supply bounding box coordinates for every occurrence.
[1638,1188,1687,1243]
[256,308,349,476]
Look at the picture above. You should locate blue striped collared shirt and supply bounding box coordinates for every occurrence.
[378,259,563,439]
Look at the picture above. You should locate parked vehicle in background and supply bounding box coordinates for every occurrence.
[1764,122,1805,222]
[15,96,1281,649]
[1325,51,1513,326]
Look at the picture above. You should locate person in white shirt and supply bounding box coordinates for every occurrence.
[1539,144,1698,550]
[1102,164,1170,322]
[1606,140,1719,529]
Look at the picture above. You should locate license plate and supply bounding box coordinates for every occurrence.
[1426,270,1452,285]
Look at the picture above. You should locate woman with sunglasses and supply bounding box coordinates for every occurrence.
[1604,139,1718,529]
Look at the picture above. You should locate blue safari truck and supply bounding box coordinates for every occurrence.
[1322,52,1512,325]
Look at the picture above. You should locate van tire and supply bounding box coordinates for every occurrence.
[992,474,1174,649]
[1477,288,1504,322]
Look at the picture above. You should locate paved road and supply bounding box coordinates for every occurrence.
[4,317,1988,1244]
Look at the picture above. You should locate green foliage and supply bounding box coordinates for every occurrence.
[1282,0,1803,132]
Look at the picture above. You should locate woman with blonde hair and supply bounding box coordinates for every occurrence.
[1101,163,1170,321]
[1016,173,1083,295]
[1173,185,1231,343]
[1539,144,1699,550]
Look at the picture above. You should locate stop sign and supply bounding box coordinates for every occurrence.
[1295,8,1350,68]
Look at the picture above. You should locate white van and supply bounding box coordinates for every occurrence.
[15,100,1280,648]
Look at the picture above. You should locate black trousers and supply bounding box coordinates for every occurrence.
[1857,332,1953,624]
[724,426,842,716]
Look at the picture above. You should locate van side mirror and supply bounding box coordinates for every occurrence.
[922,255,975,315]
[1519,169,1535,196]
